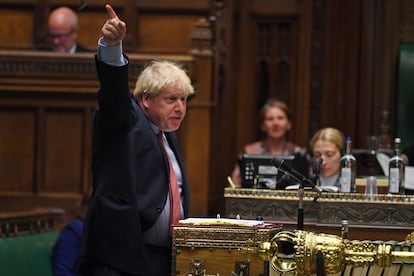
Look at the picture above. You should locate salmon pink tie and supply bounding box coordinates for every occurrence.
[158,132,181,234]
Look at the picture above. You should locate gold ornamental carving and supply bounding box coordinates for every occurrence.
[268,230,414,275]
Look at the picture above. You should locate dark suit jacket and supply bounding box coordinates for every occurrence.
[74,43,94,53]
[37,43,93,53]
[79,57,190,275]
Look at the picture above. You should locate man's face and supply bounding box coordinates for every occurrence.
[142,87,188,132]
[48,23,77,52]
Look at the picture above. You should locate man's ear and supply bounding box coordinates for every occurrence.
[141,93,150,108]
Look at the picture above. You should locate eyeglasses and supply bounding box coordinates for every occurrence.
[47,29,75,40]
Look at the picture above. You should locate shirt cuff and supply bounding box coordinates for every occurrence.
[97,37,127,67]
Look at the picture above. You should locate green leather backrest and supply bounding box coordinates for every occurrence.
[0,232,59,276]
[397,43,414,149]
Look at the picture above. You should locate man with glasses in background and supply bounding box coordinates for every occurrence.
[47,6,92,53]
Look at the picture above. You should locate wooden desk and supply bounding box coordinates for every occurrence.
[224,188,414,241]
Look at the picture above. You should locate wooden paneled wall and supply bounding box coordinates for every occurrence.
[0,0,212,54]
[0,51,96,214]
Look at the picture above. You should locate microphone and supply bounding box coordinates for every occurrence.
[311,158,323,184]
[312,158,323,175]
[271,157,322,202]
[310,158,323,202]
[270,158,308,184]
[317,158,323,168]
[78,0,88,11]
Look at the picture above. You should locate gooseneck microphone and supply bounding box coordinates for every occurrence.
[311,158,323,184]
[271,157,322,199]
[271,158,308,184]
[78,0,88,11]
[271,157,323,230]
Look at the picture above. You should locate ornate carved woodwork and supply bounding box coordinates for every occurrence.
[224,188,414,241]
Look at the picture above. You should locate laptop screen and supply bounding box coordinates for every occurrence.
[240,152,309,189]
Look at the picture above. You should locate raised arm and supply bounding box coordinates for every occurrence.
[94,5,131,131]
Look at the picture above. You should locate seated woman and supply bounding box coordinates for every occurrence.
[309,127,345,191]
[231,98,305,188]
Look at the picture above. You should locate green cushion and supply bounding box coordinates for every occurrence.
[0,232,59,276]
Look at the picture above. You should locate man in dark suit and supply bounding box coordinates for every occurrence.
[79,4,194,276]
[47,6,92,53]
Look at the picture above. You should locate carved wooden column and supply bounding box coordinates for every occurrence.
[178,18,214,216]
[33,0,49,50]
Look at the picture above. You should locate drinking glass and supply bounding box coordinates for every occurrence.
[365,176,378,199]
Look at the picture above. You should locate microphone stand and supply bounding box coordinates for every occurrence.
[296,175,316,230]
[297,181,304,230]
[275,167,314,230]
[272,158,326,273]
[272,158,322,231]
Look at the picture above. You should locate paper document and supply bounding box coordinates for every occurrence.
[179,217,264,227]
[376,152,390,176]
[405,166,414,190]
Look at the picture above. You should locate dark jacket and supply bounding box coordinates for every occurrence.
[37,43,93,53]
[79,57,190,275]
[74,43,94,53]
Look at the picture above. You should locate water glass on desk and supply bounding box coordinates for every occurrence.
[365,176,378,199]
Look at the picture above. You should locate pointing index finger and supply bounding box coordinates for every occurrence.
[105,4,118,19]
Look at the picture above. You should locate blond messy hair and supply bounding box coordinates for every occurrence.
[133,60,195,100]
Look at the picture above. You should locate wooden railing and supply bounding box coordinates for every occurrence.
[0,208,65,237]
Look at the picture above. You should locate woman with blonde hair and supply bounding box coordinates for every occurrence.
[309,127,345,189]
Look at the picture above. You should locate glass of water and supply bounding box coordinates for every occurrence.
[365,176,378,200]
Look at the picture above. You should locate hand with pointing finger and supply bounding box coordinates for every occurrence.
[101,4,126,46]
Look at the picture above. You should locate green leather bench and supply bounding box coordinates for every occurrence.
[0,231,59,276]
[0,208,66,276]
